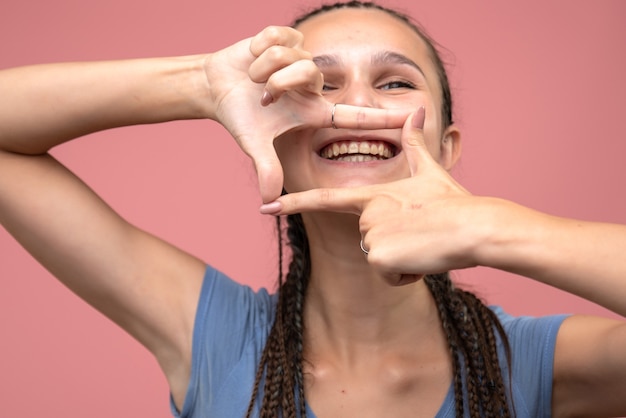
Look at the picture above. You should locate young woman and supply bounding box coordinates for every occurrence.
[1,1,625,417]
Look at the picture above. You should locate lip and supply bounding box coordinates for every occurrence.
[315,133,401,159]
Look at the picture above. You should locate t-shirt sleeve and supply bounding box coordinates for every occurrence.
[171,265,276,418]
[492,307,569,417]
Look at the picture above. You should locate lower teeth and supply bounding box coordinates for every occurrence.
[332,155,384,162]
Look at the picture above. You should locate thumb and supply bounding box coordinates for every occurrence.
[401,106,432,177]
[251,144,284,203]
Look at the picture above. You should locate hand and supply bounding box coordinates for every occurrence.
[262,109,484,285]
[205,26,412,202]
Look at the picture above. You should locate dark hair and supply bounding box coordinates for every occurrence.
[247,2,512,417]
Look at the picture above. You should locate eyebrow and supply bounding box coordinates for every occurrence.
[312,51,425,77]
[372,51,425,77]
[312,54,343,69]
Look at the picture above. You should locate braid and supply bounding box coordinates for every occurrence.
[246,214,310,417]
[425,274,513,417]
[426,273,466,416]
[286,214,310,416]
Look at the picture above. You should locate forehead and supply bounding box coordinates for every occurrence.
[295,8,431,67]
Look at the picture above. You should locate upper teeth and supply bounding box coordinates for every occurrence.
[321,140,394,160]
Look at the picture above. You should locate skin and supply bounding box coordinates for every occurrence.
[0,6,625,418]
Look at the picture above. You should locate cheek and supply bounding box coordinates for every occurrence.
[422,121,444,162]
[274,131,303,162]
[379,93,427,112]
[274,132,310,189]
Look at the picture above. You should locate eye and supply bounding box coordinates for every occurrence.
[322,84,338,92]
[379,80,416,90]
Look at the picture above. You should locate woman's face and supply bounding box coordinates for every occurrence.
[275,8,459,193]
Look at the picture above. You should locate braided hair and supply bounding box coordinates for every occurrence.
[246,214,310,417]
[247,2,513,416]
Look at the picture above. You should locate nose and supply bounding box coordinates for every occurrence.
[334,78,379,109]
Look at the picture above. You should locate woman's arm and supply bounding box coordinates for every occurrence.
[0,56,215,408]
[469,199,626,416]
[0,56,213,153]
[0,32,318,408]
[470,200,626,416]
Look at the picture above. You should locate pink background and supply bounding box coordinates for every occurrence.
[1,0,625,416]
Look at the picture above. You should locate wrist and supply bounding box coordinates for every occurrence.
[193,53,217,120]
[472,198,550,275]
[163,54,215,120]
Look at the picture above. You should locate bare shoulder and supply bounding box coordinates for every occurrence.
[552,315,626,417]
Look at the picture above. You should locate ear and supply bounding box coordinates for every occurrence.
[439,124,461,171]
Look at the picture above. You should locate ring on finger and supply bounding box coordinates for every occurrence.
[359,239,369,255]
[331,103,338,129]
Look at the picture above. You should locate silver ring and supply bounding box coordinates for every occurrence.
[359,239,369,255]
[331,103,338,129]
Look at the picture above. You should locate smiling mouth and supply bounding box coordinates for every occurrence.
[319,140,396,162]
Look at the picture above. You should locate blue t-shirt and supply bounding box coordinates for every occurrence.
[171,266,568,417]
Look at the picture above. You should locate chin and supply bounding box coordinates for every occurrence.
[317,160,409,188]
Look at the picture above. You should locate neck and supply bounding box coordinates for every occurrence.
[300,212,442,363]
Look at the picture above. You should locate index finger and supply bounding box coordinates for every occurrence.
[259,186,368,216]
[329,104,412,130]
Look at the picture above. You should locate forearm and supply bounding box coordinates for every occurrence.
[476,198,626,316]
[0,55,213,154]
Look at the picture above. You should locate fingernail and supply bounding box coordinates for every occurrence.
[259,201,282,214]
[412,106,425,129]
[260,90,273,107]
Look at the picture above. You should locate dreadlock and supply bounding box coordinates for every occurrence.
[247,2,513,416]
